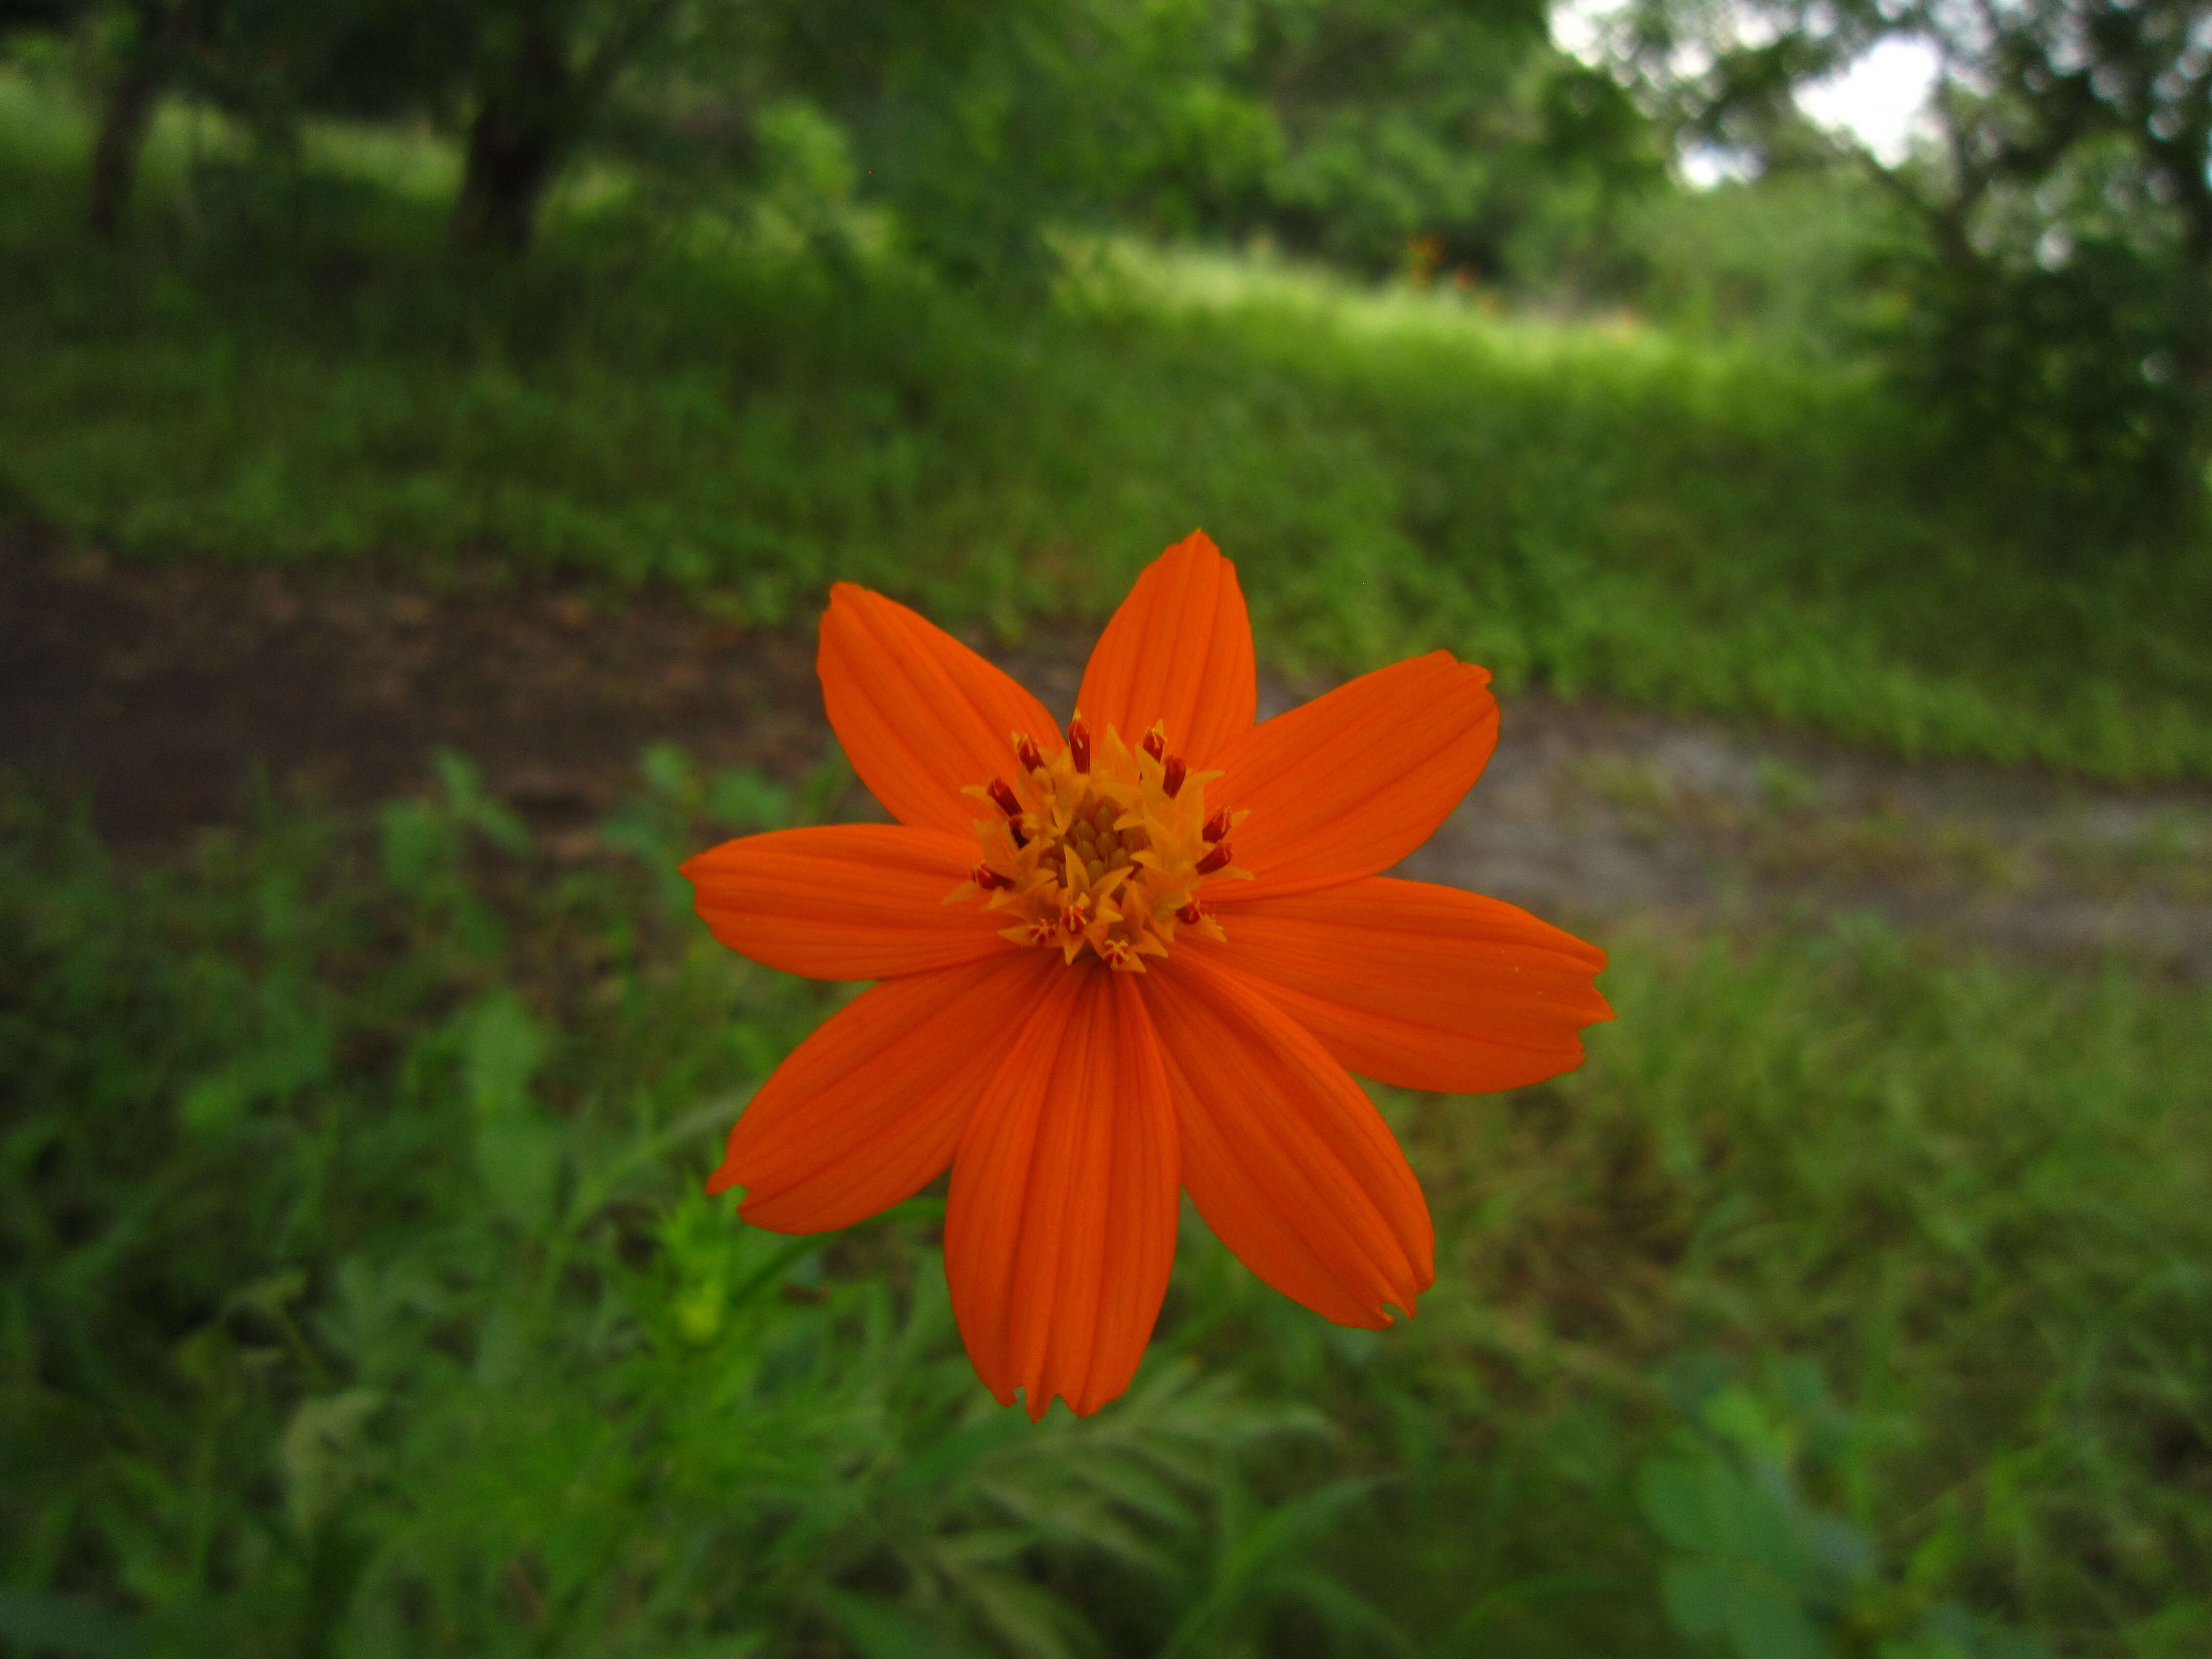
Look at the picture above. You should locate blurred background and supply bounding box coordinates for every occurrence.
[3,2,2209,1655]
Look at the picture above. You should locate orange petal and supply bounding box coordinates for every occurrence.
[710,951,1060,1232]
[1194,877,1611,1094]
[1139,951,1433,1329]
[818,583,1062,837]
[682,824,1013,981]
[945,969,1180,1419]
[1208,652,1497,902]
[1075,530,1256,767]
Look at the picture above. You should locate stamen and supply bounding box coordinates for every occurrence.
[958,714,1242,968]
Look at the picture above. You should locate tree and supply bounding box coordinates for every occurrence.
[26,0,715,251]
[69,1,204,235]
[1618,0,2212,536]
[444,0,694,250]
[1138,0,1661,278]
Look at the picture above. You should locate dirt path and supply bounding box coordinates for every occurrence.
[8,531,2209,974]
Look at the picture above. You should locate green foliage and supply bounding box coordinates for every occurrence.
[1882,200,2210,555]
[13,0,1657,275]
[1535,930,2212,1655]
[1,76,2207,779]
[0,764,1367,1657]
[1155,916,2212,1654]
[1115,0,1660,279]
[1622,0,2212,542]
[6,756,2212,1653]
[1640,1360,2050,1659]
[1606,168,1907,349]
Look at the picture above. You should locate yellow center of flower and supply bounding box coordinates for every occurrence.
[949,715,1250,971]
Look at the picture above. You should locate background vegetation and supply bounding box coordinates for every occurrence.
[9,758,2208,1657]
[3,0,2209,1654]
[2,68,2208,779]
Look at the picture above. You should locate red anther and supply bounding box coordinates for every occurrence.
[986,776,1023,818]
[972,865,1015,891]
[1195,841,1233,875]
[1141,727,1166,763]
[1162,755,1186,797]
[1177,900,1203,925]
[1009,822,1030,849]
[1068,715,1092,773]
[1202,807,1230,843]
[1015,733,1044,773]
[1058,902,1088,935]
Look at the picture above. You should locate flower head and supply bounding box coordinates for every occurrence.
[683,531,1610,1418]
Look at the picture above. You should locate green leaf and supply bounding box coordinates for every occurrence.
[885,1413,1034,1498]
[180,1069,251,1135]
[463,992,547,1121]
[473,1115,563,1230]
[1638,1454,1713,1552]
[460,994,560,1226]
[0,1586,135,1659]
[821,1591,966,1659]
[1662,1561,1834,1659]
[435,749,532,854]
[379,796,461,895]
[641,742,699,803]
[1660,1558,1734,1638]
[280,1389,385,1535]
[706,766,790,831]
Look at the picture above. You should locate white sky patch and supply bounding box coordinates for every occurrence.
[1680,144,1757,187]
[1796,35,1941,163]
[1549,0,1620,65]
[1551,1,1943,179]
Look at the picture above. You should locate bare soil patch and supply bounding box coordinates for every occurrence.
[8,528,2209,973]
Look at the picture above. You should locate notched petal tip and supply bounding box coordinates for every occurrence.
[1141,953,1432,1331]
[1195,877,1612,1094]
[945,972,1180,1421]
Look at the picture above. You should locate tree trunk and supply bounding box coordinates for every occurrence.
[89,65,161,237]
[451,20,570,253]
[452,108,564,252]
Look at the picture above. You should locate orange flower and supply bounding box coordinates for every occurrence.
[682,531,1610,1418]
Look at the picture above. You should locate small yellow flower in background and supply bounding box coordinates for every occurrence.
[682,531,1611,1419]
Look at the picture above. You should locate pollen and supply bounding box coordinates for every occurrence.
[948,715,1251,970]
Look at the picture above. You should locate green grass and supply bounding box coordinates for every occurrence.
[6,756,2207,1656]
[1,69,2209,780]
